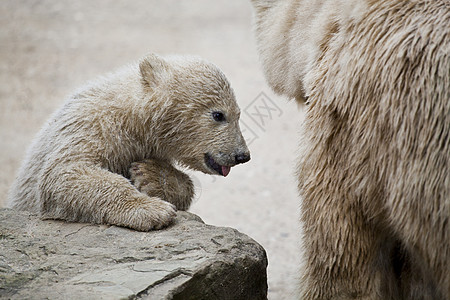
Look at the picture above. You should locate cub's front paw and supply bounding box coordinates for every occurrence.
[130,159,194,211]
[111,195,177,231]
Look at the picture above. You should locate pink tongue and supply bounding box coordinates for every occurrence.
[221,166,231,177]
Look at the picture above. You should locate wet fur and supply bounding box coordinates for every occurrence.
[251,0,449,298]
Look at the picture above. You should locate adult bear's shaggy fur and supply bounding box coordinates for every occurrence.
[251,0,449,298]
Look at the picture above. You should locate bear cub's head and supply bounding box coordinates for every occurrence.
[140,54,250,177]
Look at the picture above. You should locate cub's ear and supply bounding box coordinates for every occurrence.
[139,54,170,88]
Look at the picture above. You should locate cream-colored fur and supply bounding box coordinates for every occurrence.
[251,0,449,299]
[8,54,250,231]
[251,0,370,104]
[130,159,194,211]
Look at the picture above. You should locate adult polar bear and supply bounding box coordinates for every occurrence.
[251,0,449,299]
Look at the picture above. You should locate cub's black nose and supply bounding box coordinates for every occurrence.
[235,153,251,164]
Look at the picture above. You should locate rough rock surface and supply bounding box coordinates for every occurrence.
[0,208,268,299]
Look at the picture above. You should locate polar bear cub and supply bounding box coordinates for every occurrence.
[8,54,250,231]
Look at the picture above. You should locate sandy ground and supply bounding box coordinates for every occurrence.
[0,1,304,298]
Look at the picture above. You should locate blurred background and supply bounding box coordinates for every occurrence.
[0,1,304,298]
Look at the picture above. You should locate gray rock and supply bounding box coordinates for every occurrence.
[0,208,267,299]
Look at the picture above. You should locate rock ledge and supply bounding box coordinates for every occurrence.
[0,208,267,299]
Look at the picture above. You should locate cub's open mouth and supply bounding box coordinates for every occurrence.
[205,153,231,177]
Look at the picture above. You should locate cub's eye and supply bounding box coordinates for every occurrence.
[212,111,226,122]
